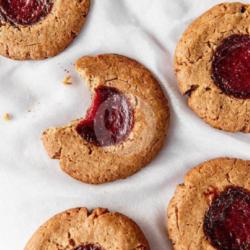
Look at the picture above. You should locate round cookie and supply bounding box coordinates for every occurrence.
[42,54,169,184]
[175,2,250,132]
[0,0,90,60]
[25,207,150,250]
[167,157,250,250]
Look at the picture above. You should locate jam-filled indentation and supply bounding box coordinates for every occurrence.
[212,35,250,99]
[0,0,53,25]
[74,243,104,250]
[204,186,250,250]
[76,86,134,147]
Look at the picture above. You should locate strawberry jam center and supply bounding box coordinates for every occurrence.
[0,0,53,25]
[204,186,250,250]
[74,244,104,250]
[212,35,250,99]
[76,86,134,147]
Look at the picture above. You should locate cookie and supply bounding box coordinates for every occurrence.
[0,0,90,60]
[25,207,150,250]
[167,157,250,250]
[42,54,169,184]
[175,2,250,132]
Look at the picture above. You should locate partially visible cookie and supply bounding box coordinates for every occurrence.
[25,207,150,250]
[175,2,250,132]
[167,158,250,250]
[0,0,90,60]
[42,54,169,184]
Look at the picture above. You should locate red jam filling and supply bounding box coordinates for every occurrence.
[74,244,104,250]
[204,186,250,250]
[0,0,53,25]
[212,35,250,99]
[76,86,134,147]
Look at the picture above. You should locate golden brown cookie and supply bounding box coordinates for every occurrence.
[42,54,169,184]
[167,157,250,250]
[175,2,250,132]
[0,0,90,60]
[25,207,150,250]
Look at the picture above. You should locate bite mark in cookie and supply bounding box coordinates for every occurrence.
[0,0,53,25]
[204,186,250,250]
[76,86,134,147]
[212,35,250,99]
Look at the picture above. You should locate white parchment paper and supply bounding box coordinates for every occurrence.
[0,0,250,249]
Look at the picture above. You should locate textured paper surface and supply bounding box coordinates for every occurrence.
[0,0,250,249]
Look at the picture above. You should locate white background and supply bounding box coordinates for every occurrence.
[0,0,250,249]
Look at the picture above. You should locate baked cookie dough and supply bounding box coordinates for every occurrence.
[175,2,250,132]
[25,207,150,250]
[0,0,90,60]
[42,54,169,184]
[167,157,250,250]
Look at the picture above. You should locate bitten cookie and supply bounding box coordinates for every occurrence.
[42,54,169,184]
[167,158,250,250]
[175,2,250,132]
[25,207,150,250]
[0,0,90,60]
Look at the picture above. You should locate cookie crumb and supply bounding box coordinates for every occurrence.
[3,113,12,121]
[63,75,73,85]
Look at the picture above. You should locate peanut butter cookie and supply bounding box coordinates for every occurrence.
[175,2,250,132]
[42,54,170,184]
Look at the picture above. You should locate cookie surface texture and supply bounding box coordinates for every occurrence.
[0,0,90,60]
[25,207,150,250]
[167,157,250,250]
[175,2,250,132]
[42,54,169,184]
